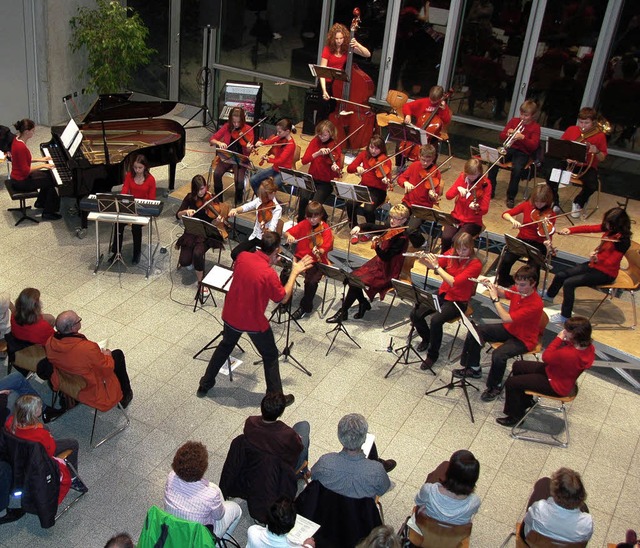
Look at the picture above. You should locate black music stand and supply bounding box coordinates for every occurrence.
[425,303,483,423]
[385,282,439,378]
[309,64,349,83]
[496,234,550,293]
[386,121,428,145]
[332,181,372,259]
[318,264,362,355]
[97,193,136,273]
[267,253,304,331]
[280,168,316,217]
[546,137,587,186]
[429,208,458,253]
[183,25,216,128]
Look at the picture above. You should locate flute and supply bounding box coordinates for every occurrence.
[403,252,465,259]
[467,277,526,297]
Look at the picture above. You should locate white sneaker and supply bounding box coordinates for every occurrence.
[552,205,562,214]
[550,313,569,324]
[571,203,582,218]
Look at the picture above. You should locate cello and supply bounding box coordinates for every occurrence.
[399,87,454,162]
[328,8,376,150]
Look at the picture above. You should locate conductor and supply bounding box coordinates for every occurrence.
[197,231,313,405]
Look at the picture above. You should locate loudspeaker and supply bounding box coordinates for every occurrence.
[303,87,322,135]
[199,0,221,28]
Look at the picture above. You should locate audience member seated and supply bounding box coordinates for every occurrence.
[45,311,133,410]
[9,287,54,349]
[356,525,402,548]
[244,392,310,477]
[0,372,64,424]
[103,533,135,548]
[310,413,394,500]
[5,395,87,502]
[164,441,241,540]
[0,457,25,525]
[246,496,315,548]
[414,450,481,525]
[0,292,12,342]
[522,468,593,543]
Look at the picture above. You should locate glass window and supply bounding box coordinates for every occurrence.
[128,0,170,99]
[532,1,608,131]
[179,1,205,106]
[391,0,450,97]
[596,1,640,152]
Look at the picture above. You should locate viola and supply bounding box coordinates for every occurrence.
[328,7,376,150]
[400,88,454,162]
[195,191,229,239]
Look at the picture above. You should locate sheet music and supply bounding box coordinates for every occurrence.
[202,265,234,291]
[478,144,500,163]
[454,302,483,347]
[362,432,376,457]
[218,356,242,376]
[287,514,321,545]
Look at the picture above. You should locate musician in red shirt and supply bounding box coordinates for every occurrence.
[197,232,313,405]
[546,207,631,324]
[488,100,540,206]
[402,85,452,129]
[346,135,392,232]
[285,201,334,320]
[110,154,156,265]
[9,119,61,219]
[441,158,490,252]
[411,233,482,370]
[544,107,607,217]
[453,265,544,403]
[209,107,254,205]
[297,120,342,222]
[250,118,296,193]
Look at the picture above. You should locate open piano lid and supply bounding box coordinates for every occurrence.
[81,93,178,123]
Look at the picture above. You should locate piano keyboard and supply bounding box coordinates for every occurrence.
[80,195,164,217]
[42,145,73,187]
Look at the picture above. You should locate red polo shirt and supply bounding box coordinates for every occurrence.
[503,290,543,351]
[222,251,285,332]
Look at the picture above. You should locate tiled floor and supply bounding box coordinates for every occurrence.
[0,122,638,547]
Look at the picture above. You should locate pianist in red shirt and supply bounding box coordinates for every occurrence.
[110,154,157,265]
[9,118,61,219]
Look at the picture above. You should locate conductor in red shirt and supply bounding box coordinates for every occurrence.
[197,231,313,406]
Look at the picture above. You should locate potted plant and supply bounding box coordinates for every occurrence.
[69,0,155,94]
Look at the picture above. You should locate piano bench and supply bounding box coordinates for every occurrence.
[4,179,40,226]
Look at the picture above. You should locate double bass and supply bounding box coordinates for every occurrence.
[328,8,376,150]
[400,88,454,162]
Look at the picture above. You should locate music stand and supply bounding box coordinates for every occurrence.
[425,303,483,423]
[495,234,550,292]
[193,265,243,381]
[386,121,429,145]
[332,181,372,239]
[97,193,136,272]
[546,137,587,186]
[280,167,316,217]
[385,282,439,378]
[317,263,362,355]
[309,64,349,82]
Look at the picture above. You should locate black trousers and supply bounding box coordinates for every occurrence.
[410,296,466,361]
[296,180,332,222]
[231,237,261,262]
[213,161,247,206]
[112,223,142,258]
[441,222,482,253]
[488,148,530,200]
[199,323,283,394]
[11,171,60,214]
[345,187,387,227]
[503,360,558,419]
[111,349,132,397]
[496,239,548,287]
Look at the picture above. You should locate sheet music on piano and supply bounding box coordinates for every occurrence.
[42,118,84,187]
[60,118,83,158]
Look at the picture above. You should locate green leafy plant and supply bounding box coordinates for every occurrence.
[70,0,155,94]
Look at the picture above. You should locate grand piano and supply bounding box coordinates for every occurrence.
[42,93,185,227]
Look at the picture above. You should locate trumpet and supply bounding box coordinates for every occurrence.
[497,120,525,156]
[467,277,527,297]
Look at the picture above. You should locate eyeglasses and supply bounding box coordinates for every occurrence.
[73,317,82,326]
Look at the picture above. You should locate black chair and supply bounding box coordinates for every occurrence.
[4,179,40,226]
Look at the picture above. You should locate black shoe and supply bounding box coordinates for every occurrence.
[480,386,502,402]
[416,340,429,353]
[0,508,26,525]
[354,300,371,319]
[326,309,347,324]
[42,406,65,424]
[420,357,435,371]
[506,198,515,208]
[132,253,140,265]
[196,386,209,398]
[496,415,520,427]
[70,476,89,494]
[33,200,44,209]
[452,367,482,379]
[284,394,295,407]
[379,458,397,473]
[291,308,308,321]
[42,212,62,220]
[120,390,133,409]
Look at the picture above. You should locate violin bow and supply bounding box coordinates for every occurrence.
[517,211,574,228]
[192,183,236,216]
[330,123,366,154]
[408,156,453,193]
[226,116,267,149]
[329,96,373,115]
[290,220,349,243]
[360,146,411,176]
[357,225,410,236]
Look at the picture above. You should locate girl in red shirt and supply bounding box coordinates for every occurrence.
[411,233,483,370]
[546,207,631,323]
[498,183,555,287]
[442,158,490,252]
[10,287,54,347]
[346,134,392,232]
[110,154,157,265]
[209,106,254,205]
[297,120,342,222]
[498,316,595,425]
[250,118,296,193]
[9,118,61,219]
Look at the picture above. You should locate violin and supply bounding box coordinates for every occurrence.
[310,224,324,259]
[371,226,405,249]
[257,198,274,227]
[230,128,251,149]
[368,155,391,179]
[531,208,556,238]
[194,191,229,239]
